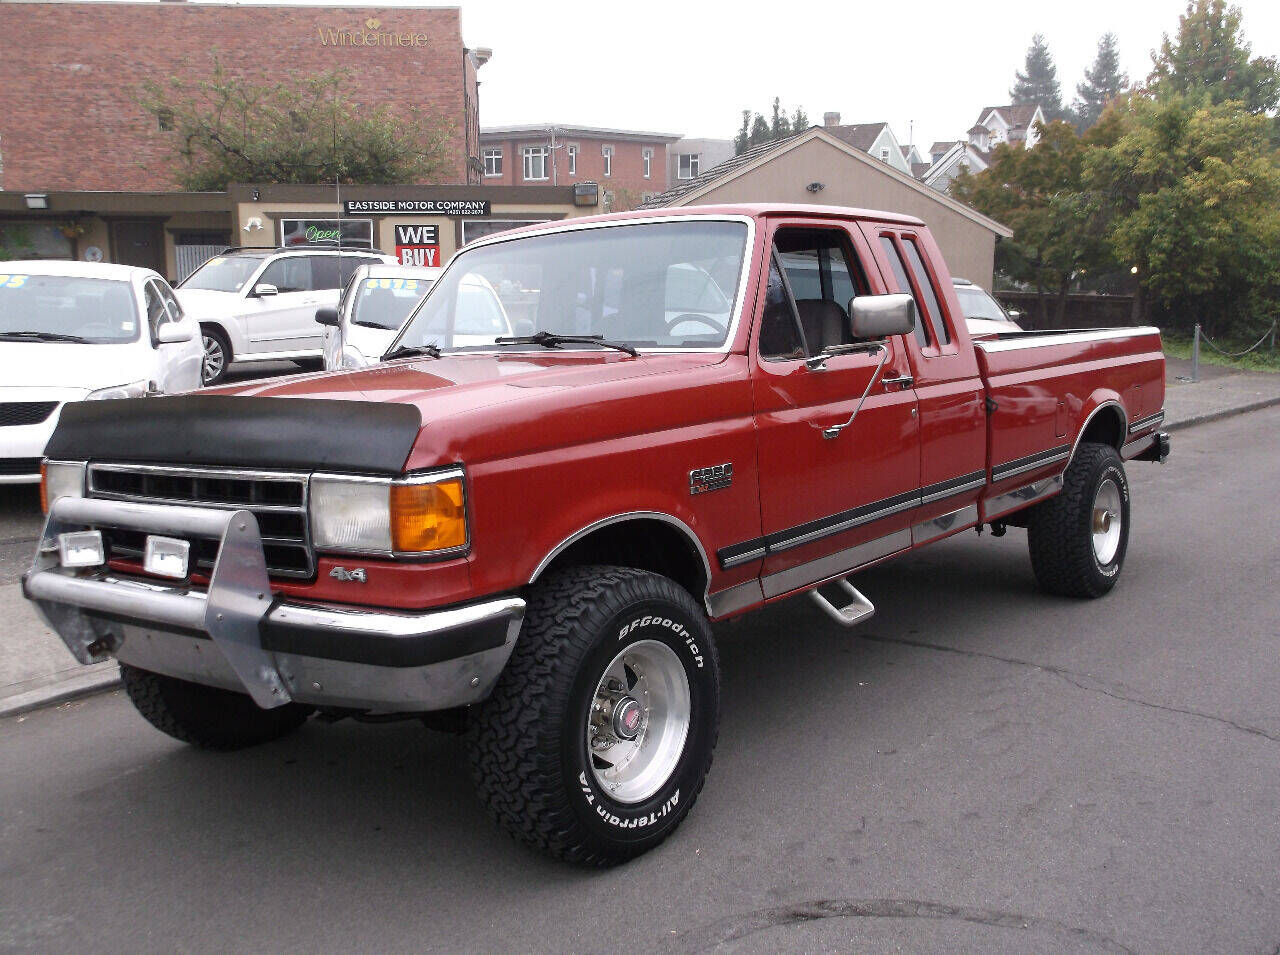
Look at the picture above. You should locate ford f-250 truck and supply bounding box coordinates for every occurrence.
[25,204,1170,866]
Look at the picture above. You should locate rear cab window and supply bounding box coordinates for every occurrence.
[875,231,957,353]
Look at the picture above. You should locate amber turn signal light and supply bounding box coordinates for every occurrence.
[39,462,49,513]
[390,477,467,553]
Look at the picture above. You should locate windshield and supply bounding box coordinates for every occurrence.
[180,254,268,293]
[955,286,1012,323]
[349,277,434,330]
[393,220,749,352]
[0,272,139,343]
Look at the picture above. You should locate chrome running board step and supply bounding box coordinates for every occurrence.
[808,578,875,628]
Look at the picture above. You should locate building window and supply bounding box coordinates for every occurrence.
[566,144,577,175]
[602,145,613,177]
[278,218,374,249]
[156,108,175,132]
[522,146,549,181]
[879,147,890,162]
[643,148,653,179]
[678,153,700,180]
[483,148,502,177]
[462,219,549,245]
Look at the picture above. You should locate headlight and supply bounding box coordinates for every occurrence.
[310,468,467,556]
[85,380,150,401]
[339,345,368,369]
[41,460,86,513]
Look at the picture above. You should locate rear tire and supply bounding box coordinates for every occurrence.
[468,565,719,866]
[200,326,231,386]
[292,358,324,372]
[1027,442,1130,598]
[120,664,313,750]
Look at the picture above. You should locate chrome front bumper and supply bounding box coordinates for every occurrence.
[23,496,524,712]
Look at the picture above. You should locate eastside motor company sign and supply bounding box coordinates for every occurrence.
[344,199,491,216]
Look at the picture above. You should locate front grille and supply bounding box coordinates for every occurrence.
[0,457,42,476]
[0,401,58,427]
[87,463,314,578]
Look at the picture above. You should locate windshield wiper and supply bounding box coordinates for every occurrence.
[353,319,400,330]
[381,343,441,361]
[0,330,92,343]
[494,331,638,357]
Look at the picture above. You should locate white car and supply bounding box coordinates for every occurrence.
[0,261,202,484]
[320,263,442,371]
[176,246,394,385]
[952,277,1023,338]
[337,271,516,367]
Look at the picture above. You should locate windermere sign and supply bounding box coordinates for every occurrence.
[319,18,430,47]
[344,200,492,217]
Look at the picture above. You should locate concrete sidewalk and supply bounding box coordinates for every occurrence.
[4,358,1279,718]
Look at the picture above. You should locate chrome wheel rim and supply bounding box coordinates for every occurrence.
[202,335,225,383]
[1092,478,1122,565]
[587,639,690,804]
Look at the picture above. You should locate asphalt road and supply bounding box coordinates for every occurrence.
[2,408,1278,954]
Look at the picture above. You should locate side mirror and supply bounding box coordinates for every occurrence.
[315,306,340,327]
[156,321,194,344]
[849,293,917,339]
[252,283,279,297]
[1007,309,1022,320]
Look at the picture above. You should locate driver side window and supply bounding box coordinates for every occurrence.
[143,281,168,342]
[758,227,868,360]
[258,257,311,294]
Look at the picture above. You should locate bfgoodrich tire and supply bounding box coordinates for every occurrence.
[1027,442,1131,598]
[468,565,720,866]
[120,664,313,750]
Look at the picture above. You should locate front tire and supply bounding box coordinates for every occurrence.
[120,664,313,750]
[200,325,231,386]
[1027,442,1130,598]
[468,565,720,866]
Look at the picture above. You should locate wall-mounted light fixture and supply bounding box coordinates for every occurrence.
[805,182,825,193]
[24,193,49,209]
[251,188,261,202]
[574,181,599,207]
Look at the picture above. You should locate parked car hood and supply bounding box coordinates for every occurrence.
[0,341,153,390]
[173,288,239,315]
[211,350,749,471]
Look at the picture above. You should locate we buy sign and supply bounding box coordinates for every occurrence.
[394,224,440,267]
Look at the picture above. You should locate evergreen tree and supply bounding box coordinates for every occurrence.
[1073,33,1128,131]
[1149,0,1279,114]
[769,97,792,140]
[792,106,809,131]
[1011,34,1064,120]
[749,114,771,148]
[734,110,751,155]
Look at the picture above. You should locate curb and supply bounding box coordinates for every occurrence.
[8,394,1280,719]
[0,665,120,720]
[1165,393,1280,433]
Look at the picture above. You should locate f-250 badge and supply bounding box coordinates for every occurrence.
[689,463,732,495]
[329,566,368,583]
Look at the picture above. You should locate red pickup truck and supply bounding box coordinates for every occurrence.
[26,204,1168,865]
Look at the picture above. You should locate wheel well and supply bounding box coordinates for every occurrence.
[1078,404,1125,452]
[537,518,708,603]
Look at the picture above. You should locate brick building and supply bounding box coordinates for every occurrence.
[478,124,680,207]
[0,1,486,193]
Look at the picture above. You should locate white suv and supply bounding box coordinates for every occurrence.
[176,247,394,384]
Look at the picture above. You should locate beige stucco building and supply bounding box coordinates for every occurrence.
[642,128,1011,289]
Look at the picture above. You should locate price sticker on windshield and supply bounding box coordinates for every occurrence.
[364,279,418,291]
[0,274,29,289]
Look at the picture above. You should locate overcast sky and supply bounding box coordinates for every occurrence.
[65,0,1280,151]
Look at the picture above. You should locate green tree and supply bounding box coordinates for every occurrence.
[733,100,809,154]
[769,97,792,140]
[1085,94,1280,334]
[734,110,751,155]
[138,62,455,190]
[953,121,1110,324]
[1073,33,1128,131]
[1149,0,1280,114]
[1011,33,1065,120]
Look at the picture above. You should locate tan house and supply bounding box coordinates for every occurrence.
[640,127,1012,289]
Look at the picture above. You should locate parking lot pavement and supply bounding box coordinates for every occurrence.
[2,406,1277,953]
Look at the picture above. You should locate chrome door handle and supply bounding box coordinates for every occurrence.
[882,375,914,390]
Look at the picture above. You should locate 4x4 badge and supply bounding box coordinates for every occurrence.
[329,566,368,583]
